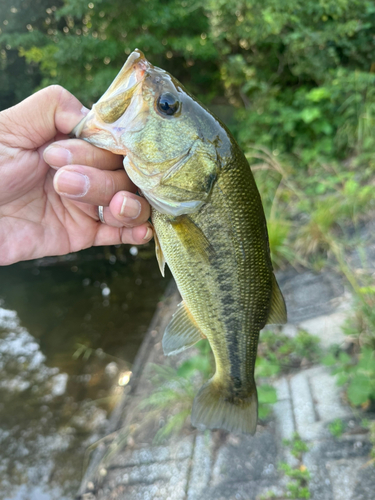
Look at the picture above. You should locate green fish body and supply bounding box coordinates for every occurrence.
[73,50,287,434]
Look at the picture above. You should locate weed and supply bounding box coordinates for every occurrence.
[140,339,278,442]
[278,462,311,499]
[322,274,375,409]
[346,286,375,349]
[257,329,321,377]
[323,347,375,407]
[139,342,211,442]
[267,218,294,269]
[272,434,311,499]
[282,433,309,460]
[258,384,277,420]
[328,418,345,438]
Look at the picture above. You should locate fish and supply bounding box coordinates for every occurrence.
[72,49,287,435]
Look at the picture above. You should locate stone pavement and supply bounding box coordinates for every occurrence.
[77,268,375,500]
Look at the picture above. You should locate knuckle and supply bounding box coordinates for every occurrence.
[44,85,78,112]
[85,145,97,168]
[102,173,116,203]
[120,227,130,245]
[42,85,66,101]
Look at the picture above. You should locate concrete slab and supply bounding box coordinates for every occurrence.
[273,378,295,441]
[207,430,279,499]
[299,309,350,348]
[289,371,316,439]
[327,457,366,500]
[186,432,214,500]
[308,366,349,422]
[109,435,194,468]
[277,270,345,324]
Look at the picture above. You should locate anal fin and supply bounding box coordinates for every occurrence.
[267,274,287,325]
[162,301,204,356]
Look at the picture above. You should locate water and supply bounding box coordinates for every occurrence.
[0,245,169,499]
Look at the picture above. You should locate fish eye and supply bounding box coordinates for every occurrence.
[157,92,180,116]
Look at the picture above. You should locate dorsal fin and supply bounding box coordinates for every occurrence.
[162,301,205,356]
[266,275,287,325]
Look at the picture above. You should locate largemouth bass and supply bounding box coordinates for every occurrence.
[73,50,287,435]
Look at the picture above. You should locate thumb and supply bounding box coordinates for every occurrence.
[0,85,89,149]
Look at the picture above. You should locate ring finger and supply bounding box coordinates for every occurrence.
[85,192,150,228]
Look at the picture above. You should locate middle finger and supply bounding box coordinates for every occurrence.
[53,165,135,206]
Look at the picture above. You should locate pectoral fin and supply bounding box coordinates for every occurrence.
[170,216,215,264]
[154,231,166,277]
[162,301,205,356]
[266,275,287,325]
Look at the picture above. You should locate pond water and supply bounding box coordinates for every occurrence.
[0,244,169,500]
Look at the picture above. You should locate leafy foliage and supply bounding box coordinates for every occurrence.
[256,329,321,377]
[328,418,345,438]
[282,433,309,460]
[322,279,375,409]
[278,462,311,499]
[270,434,311,500]
[3,0,375,160]
[323,347,375,407]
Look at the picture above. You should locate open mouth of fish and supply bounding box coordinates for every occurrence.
[72,49,151,155]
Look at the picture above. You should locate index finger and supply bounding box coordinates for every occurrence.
[0,85,86,149]
[43,138,124,171]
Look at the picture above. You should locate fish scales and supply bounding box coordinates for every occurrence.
[73,49,287,435]
[153,151,273,386]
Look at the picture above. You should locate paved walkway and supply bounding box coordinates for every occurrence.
[77,268,375,500]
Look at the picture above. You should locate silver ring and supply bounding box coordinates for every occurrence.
[98,205,106,224]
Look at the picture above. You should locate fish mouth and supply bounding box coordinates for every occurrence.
[72,49,151,153]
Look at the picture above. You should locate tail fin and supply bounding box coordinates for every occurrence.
[191,379,258,435]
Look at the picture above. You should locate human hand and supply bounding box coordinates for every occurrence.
[0,85,152,266]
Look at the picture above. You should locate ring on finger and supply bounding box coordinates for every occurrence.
[98,205,106,224]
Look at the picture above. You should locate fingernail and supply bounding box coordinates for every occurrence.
[44,145,72,168]
[54,170,89,197]
[120,195,141,219]
[143,226,153,241]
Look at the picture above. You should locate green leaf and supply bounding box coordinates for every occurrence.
[347,375,372,406]
[300,107,321,123]
[335,372,349,386]
[357,348,375,372]
[255,357,280,377]
[338,352,351,365]
[322,354,336,366]
[258,385,277,404]
[306,88,331,102]
[258,404,271,420]
[177,354,212,378]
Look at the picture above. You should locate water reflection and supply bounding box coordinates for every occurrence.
[0,246,168,499]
